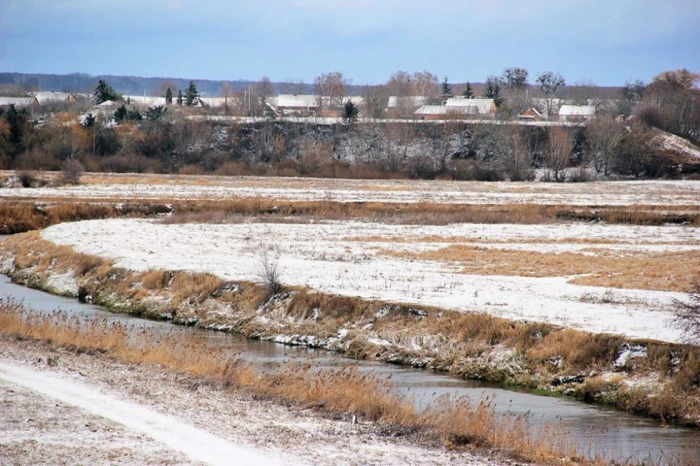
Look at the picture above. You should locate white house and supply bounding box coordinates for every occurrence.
[558,105,596,122]
[444,98,496,116]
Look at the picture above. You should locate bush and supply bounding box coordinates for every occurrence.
[256,249,282,295]
[60,159,84,185]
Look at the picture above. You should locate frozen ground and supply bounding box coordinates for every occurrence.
[41,218,699,343]
[2,174,700,206]
[0,335,497,466]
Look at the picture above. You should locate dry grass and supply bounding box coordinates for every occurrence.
[380,245,700,292]
[3,231,700,429]
[0,201,171,234]
[0,300,590,465]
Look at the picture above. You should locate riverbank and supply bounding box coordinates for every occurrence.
[1,229,699,428]
[0,328,503,465]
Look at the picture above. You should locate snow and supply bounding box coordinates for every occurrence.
[0,361,279,466]
[3,177,700,206]
[654,129,700,161]
[41,218,699,343]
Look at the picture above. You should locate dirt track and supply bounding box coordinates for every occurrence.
[0,334,501,466]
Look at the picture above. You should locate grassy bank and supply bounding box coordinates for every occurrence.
[1,231,699,428]
[0,299,588,465]
[1,196,699,236]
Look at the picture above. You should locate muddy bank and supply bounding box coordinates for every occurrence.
[1,231,699,427]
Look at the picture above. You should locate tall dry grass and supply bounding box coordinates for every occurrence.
[381,245,700,292]
[0,300,592,465]
[3,231,699,428]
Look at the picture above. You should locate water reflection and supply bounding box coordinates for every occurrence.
[1,274,697,464]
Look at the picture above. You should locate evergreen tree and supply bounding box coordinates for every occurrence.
[185,81,199,106]
[343,101,359,123]
[165,87,173,105]
[146,105,167,121]
[113,105,127,122]
[442,76,453,98]
[177,89,183,106]
[483,76,503,107]
[462,82,474,99]
[113,105,126,122]
[93,79,120,104]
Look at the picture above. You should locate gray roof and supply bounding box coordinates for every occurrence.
[0,96,36,106]
[444,98,495,114]
[387,96,427,108]
[558,104,596,116]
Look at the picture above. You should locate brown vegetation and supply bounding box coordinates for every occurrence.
[0,300,583,465]
[379,245,700,292]
[2,231,699,428]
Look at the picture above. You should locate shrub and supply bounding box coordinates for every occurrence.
[60,159,84,185]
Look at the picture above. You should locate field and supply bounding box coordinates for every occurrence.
[2,172,700,464]
[5,173,697,343]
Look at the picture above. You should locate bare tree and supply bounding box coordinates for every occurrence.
[412,70,440,98]
[585,115,625,175]
[360,85,389,119]
[279,79,307,95]
[386,71,413,97]
[221,81,234,114]
[491,125,532,181]
[314,71,348,111]
[250,76,276,116]
[256,249,282,295]
[673,279,700,344]
[537,71,566,118]
[545,127,572,182]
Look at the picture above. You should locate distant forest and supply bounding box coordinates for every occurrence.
[0,72,621,99]
[0,72,334,96]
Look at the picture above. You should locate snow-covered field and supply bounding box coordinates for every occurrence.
[3,175,700,206]
[42,218,699,343]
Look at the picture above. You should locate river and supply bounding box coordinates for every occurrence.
[0,273,698,464]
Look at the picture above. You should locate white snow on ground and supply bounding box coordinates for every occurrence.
[655,129,700,161]
[2,177,700,206]
[41,218,699,343]
[0,361,279,466]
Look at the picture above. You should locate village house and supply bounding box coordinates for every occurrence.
[518,107,543,121]
[0,96,37,108]
[557,104,596,122]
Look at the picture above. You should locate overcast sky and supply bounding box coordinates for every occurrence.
[1,0,698,86]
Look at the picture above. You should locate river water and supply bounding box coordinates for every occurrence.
[0,274,698,464]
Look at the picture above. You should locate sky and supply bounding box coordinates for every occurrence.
[1,0,699,86]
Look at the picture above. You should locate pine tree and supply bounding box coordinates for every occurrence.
[484,76,503,107]
[343,100,359,123]
[442,76,453,98]
[185,81,199,106]
[177,89,183,106]
[462,82,474,99]
[165,87,173,105]
[93,79,120,104]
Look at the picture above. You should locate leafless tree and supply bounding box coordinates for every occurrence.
[673,279,700,344]
[279,79,307,95]
[256,249,282,295]
[585,115,625,175]
[360,85,389,119]
[491,125,532,181]
[60,158,84,185]
[221,81,234,114]
[314,71,348,111]
[250,76,276,116]
[537,71,566,117]
[386,71,413,97]
[545,127,572,181]
[412,70,440,98]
